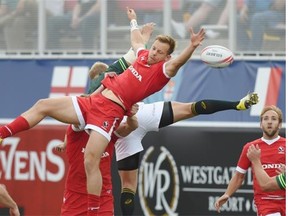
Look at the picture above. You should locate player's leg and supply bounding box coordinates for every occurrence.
[61,190,87,216]
[172,92,259,123]
[84,94,125,212]
[98,194,115,216]
[84,130,110,215]
[119,171,138,215]
[21,97,79,125]
[0,96,79,140]
[117,153,140,216]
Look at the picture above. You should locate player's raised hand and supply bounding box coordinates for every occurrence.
[141,22,156,44]
[247,144,261,162]
[188,27,205,48]
[126,7,137,21]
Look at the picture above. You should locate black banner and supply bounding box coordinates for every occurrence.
[112,126,286,216]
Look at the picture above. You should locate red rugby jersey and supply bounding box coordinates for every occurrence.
[236,136,286,204]
[102,49,170,109]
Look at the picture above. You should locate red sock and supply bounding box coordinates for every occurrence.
[87,194,100,216]
[0,116,30,139]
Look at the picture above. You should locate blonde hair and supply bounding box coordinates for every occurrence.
[260,105,283,123]
[89,62,108,80]
[155,35,176,55]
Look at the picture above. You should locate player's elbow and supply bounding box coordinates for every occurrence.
[165,62,181,78]
[131,42,144,52]
[259,181,279,192]
[261,186,274,192]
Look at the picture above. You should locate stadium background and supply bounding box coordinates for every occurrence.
[0,0,286,215]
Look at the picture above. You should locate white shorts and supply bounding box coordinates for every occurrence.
[266,213,281,216]
[115,101,164,161]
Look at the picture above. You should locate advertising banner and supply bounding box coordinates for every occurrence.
[0,120,285,215]
[0,58,285,215]
[111,126,286,216]
[0,59,285,123]
[0,125,67,215]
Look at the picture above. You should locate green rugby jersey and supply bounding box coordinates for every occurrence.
[88,57,129,94]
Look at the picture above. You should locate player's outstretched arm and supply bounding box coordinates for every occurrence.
[0,185,20,216]
[116,115,138,138]
[122,22,155,65]
[126,7,146,52]
[141,22,155,45]
[214,172,245,213]
[165,27,205,77]
[115,104,139,137]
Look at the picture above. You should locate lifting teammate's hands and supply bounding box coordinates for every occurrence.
[126,7,137,21]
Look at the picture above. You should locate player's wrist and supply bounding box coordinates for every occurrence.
[224,193,230,199]
[130,19,139,32]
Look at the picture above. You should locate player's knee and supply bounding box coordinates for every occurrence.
[34,99,49,112]
[122,182,137,192]
[84,153,100,173]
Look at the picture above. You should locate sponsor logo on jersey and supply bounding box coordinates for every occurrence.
[278,146,285,153]
[101,121,109,130]
[262,163,283,169]
[128,65,142,81]
[101,151,110,158]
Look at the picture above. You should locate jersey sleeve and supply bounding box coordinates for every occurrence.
[236,144,251,174]
[136,48,146,57]
[108,57,129,74]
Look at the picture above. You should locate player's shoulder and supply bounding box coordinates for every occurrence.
[137,48,147,57]
[244,138,262,147]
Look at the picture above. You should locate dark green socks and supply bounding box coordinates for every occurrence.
[191,100,239,115]
[120,188,135,216]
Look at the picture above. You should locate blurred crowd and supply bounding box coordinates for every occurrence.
[171,0,285,51]
[0,0,285,53]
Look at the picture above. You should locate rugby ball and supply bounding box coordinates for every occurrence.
[200,45,234,68]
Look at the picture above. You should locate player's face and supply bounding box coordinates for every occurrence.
[147,40,170,65]
[260,110,281,139]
